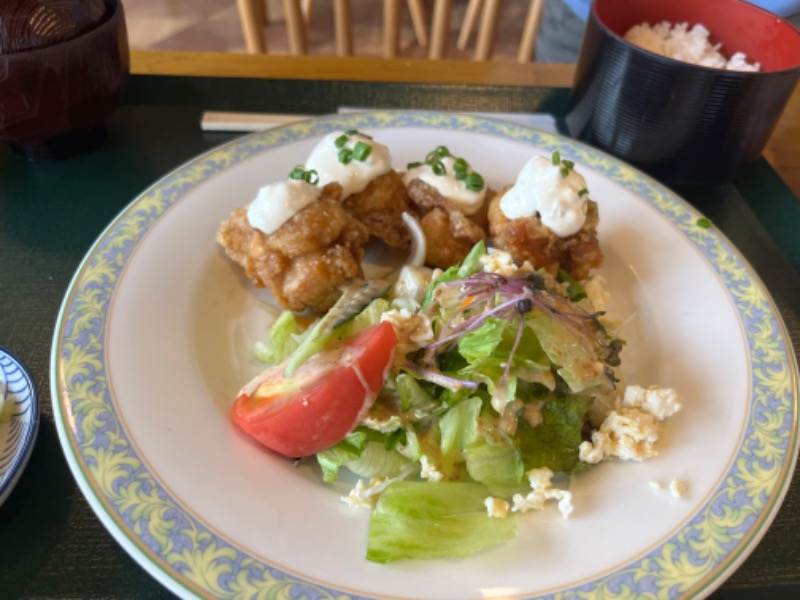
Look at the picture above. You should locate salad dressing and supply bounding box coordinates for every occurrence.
[404,156,486,215]
[306,131,392,199]
[500,155,589,237]
[246,179,321,235]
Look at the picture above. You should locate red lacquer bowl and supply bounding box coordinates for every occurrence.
[566,0,800,187]
[0,0,130,159]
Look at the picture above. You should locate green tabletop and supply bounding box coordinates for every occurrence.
[1,74,799,599]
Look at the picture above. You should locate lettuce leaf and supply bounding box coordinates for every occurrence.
[252,310,305,365]
[344,440,412,480]
[465,437,526,496]
[518,395,592,474]
[439,396,482,478]
[317,430,368,483]
[527,311,608,392]
[366,481,517,563]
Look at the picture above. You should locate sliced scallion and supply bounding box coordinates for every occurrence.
[353,141,372,161]
[338,148,354,164]
[464,172,484,191]
[289,166,307,180]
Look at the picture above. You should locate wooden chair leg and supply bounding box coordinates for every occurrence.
[237,0,266,54]
[301,0,313,26]
[283,0,308,54]
[334,0,353,56]
[407,0,428,48]
[457,0,482,51]
[383,0,401,58]
[473,0,500,61]
[253,0,267,25]
[429,0,452,60]
[517,0,544,63]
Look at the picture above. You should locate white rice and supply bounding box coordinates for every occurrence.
[623,22,761,72]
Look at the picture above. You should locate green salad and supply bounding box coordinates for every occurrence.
[236,241,671,563]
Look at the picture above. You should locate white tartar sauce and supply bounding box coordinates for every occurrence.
[499,155,589,237]
[305,131,392,199]
[403,156,485,215]
[246,179,321,235]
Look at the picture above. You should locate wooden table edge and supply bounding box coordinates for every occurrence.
[129,50,577,88]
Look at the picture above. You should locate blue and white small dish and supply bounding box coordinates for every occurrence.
[0,347,39,507]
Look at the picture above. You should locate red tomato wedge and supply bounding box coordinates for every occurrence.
[231,321,397,457]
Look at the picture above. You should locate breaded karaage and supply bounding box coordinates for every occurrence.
[487,189,602,280]
[406,178,490,269]
[342,170,412,249]
[217,182,370,313]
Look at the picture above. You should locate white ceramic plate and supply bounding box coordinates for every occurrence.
[51,112,799,599]
[0,347,39,507]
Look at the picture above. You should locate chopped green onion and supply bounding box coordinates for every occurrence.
[353,141,372,161]
[560,167,569,177]
[407,161,423,169]
[289,166,307,180]
[454,157,469,170]
[334,134,348,149]
[578,188,589,197]
[562,159,575,171]
[425,150,438,163]
[435,145,450,158]
[464,172,484,191]
[454,169,467,181]
[288,166,319,185]
[552,150,561,165]
[432,160,446,176]
[338,148,353,164]
[696,217,713,229]
[345,128,359,135]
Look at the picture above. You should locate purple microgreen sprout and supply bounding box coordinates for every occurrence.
[403,361,479,391]
[421,271,620,390]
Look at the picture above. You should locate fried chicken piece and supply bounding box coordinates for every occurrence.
[407,178,490,268]
[342,170,411,248]
[487,188,602,280]
[217,182,370,313]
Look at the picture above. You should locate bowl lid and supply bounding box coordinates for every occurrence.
[0,0,109,54]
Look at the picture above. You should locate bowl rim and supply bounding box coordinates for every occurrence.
[590,0,800,76]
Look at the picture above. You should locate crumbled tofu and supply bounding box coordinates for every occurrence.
[622,385,682,420]
[481,249,527,276]
[649,478,688,499]
[669,478,688,498]
[381,308,434,367]
[580,385,682,464]
[419,454,444,482]
[391,265,433,310]
[362,414,404,433]
[511,467,573,519]
[342,477,390,509]
[579,407,661,463]
[484,497,511,518]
